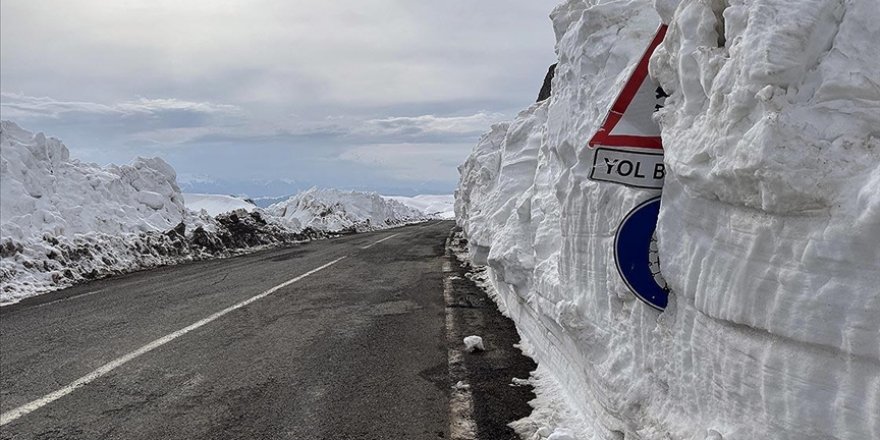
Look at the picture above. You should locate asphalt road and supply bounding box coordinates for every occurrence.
[1,221,457,440]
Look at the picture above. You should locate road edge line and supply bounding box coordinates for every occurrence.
[444,233,477,440]
[0,256,347,427]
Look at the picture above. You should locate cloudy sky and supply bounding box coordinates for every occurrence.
[1,1,559,197]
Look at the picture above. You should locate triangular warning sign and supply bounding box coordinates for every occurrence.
[588,25,667,151]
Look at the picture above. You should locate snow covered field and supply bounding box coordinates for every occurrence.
[0,122,431,304]
[183,193,256,217]
[456,1,879,439]
[387,194,455,219]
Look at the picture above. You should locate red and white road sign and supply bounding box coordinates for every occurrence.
[589,25,668,151]
[588,25,668,189]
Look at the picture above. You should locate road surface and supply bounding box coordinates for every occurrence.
[1,221,458,440]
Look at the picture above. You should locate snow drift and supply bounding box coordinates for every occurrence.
[184,193,256,217]
[0,122,429,304]
[266,187,426,233]
[0,121,315,304]
[386,194,455,219]
[1,121,186,240]
[455,1,879,439]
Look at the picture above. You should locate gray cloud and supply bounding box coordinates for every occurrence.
[339,143,473,182]
[360,112,505,138]
[0,0,559,196]
[0,92,241,120]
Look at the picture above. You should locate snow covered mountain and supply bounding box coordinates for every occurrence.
[265,187,426,233]
[184,193,256,217]
[455,1,879,439]
[386,194,455,219]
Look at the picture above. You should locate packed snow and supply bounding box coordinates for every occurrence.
[265,187,426,233]
[183,193,256,217]
[463,335,485,352]
[455,1,879,439]
[0,121,312,304]
[0,121,186,241]
[386,194,455,219]
[510,366,593,440]
[0,122,431,304]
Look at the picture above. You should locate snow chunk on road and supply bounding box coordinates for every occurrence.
[463,335,485,352]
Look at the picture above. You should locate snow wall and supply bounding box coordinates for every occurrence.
[455,1,879,439]
[0,121,186,240]
[0,121,220,303]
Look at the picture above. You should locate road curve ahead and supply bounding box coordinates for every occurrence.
[1,221,455,440]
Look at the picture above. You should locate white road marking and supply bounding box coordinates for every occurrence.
[359,233,400,250]
[0,256,347,427]
[443,239,477,440]
[418,221,436,229]
[33,289,106,309]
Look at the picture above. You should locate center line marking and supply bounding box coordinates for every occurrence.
[34,288,107,309]
[359,233,400,249]
[0,256,347,427]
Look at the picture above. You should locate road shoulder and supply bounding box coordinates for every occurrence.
[443,228,538,440]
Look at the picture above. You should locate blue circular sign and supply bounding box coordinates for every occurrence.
[614,196,668,310]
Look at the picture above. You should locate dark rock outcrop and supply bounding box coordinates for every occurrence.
[537,63,557,102]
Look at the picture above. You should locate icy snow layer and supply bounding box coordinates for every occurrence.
[455,0,879,439]
[184,193,256,217]
[386,194,455,219]
[266,187,427,233]
[510,365,594,440]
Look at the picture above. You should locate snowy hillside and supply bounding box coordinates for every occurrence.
[184,193,256,216]
[266,188,427,233]
[386,194,455,219]
[455,1,879,439]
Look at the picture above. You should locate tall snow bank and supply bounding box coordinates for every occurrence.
[266,187,426,232]
[0,122,313,304]
[1,121,185,240]
[653,0,880,355]
[455,1,879,439]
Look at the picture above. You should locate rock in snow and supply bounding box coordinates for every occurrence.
[455,1,879,440]
[0,121,430,304]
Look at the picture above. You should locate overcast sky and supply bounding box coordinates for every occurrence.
[1,1,559,197]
